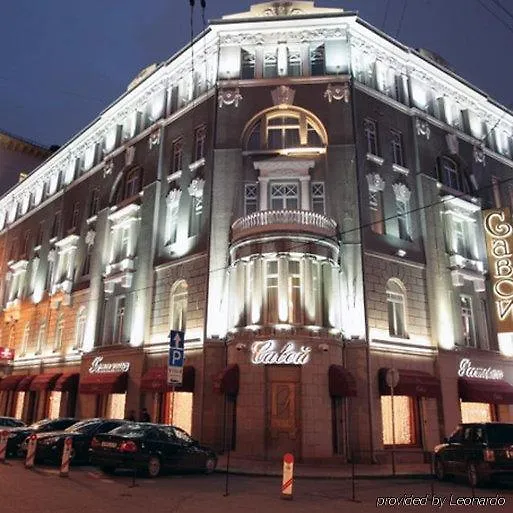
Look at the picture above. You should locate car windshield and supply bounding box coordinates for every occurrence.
[28,419,53,429]
[487,425,513,444]
[65,420,99,434]
[109,424,152,437]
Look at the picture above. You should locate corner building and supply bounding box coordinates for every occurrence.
[1,1,513,463]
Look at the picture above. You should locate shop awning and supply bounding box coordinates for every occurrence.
[329,365,357,397]
[0,374,26,391]
[459,378,513,404]
[29,373,63,392]
[79,372,128,395]
[16,375,36,391]
[214,364,240,397]
[140,366,195,393]
[379,368,441,397]
[54,373,80,392]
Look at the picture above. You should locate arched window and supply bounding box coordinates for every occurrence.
[243,107,327,153]
[386,279,407,338]
[111,167,143,205]
[54,313,64,352]
[170,280,188,332]
[35,321,46,354]
[438,156,470,193]
[74,306,86,350]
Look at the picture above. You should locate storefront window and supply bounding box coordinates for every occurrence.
[381,395,416,445]
[48,391,62,419]
[460,401,494,423]
[107,393,126,419]
[15,392,25,420]
[167,391,193,435]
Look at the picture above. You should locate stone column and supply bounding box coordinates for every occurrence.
[258,177,269,210]
[331,264,342,330]
[228,265,237,329]
[322,261,333,328]
[277,43,287,77]
[300,176,311,210]
[278,254,288,323]
[303,256,314,325]
[250,256,263,325]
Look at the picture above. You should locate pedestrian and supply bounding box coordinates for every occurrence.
[140,408,151,422]
[126,410,136,422]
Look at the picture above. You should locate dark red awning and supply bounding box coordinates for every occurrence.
[79,372,127,394]
[379,368,441,397]
[16,375,36,391]
[29,373,62,391]
[54,373,80,392]
[213,364,240,396]
[329,365,357,397]
[0,374,26,391]
[459,378,513,404]
[140,366,195,393]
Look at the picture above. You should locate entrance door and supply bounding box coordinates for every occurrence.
[266,366,301,460]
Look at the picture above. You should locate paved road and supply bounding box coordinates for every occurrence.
[0,460,512,513]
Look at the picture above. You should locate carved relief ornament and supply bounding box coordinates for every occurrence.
[392,183,411,203]
[324,83,350,103]
[218,88,243,108]
[416,118,431,140]
[366,173,385,192]
[271,85,295,106]
[473,145,486,165]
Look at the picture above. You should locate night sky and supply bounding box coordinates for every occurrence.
[0,0,509,148]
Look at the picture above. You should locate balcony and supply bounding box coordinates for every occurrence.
[231,210,337,242]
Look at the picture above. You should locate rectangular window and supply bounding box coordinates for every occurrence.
[36,221,45,247]
[397,200,411,241]
[460,295,476,347]
[311,182,325,214]
[8,238,18,262]
[492,176,502,208]
[113,296,126,344]
[263,50,278,78]
[193,126,206,162]
[369,190,385,235]
[244,184,258,216]
[266,260,278,324]
[188,197,203,237]
[241,49,255,79]
[82,245,92,277]
[387,291,406,338]
[171,138,183,173]
[364,119,378,155]
[51,211,61,239]
[391,130,404,167]
[48,391,62,420]
[46,260,54,291]
[70,202,80,231]
[270,182,299,210]
[22,230,31,258]
[107,394,126,420]
[287,48,302,77]
[381,396,417,446]
[453,218,470,257]
[288,260,301,324]
[460,401,493,423]
[310,44,325,76]
[89,188,100,218]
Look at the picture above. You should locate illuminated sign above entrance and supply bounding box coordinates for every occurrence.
[457,358,504,381]
[250,341,311,365]
[88,356,130,374]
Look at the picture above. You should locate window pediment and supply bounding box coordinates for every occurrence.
[253,158,315,178]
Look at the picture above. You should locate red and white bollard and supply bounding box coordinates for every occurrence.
[0,430,9,463]
[60,437,73,477]
[25,434,37,469]
[281,453,294,500]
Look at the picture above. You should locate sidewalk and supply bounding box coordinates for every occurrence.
[215,454,433,479]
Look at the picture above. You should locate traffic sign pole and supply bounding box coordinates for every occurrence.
[281,453,294,500]
[25,434,37,469]
[0,430,8,463]
[60,437,73,477]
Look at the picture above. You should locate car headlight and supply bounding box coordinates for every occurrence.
[40,437,60,445]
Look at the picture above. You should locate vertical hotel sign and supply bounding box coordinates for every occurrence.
[483,208,513,333]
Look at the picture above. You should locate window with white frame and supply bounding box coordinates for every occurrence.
[391,130,405,167]
[387,279,407,338]
[369,189,385,234]
[171,138,183,173]
[266,260,279,324]
[460,295,476,347]
[35,321,46,354]
[263,50,278,78]
[310,44,325,76]
[21,322,30,356]
[113,296,126,344]
[170,281,188,332]
[241,49,255,79]
[244,184,258,216]
[311,182,325,214]
[452,218,470,257]
[165,188,181,245]
[364,119,378,155]
[393,183,412,241]
[70,202,80,231]
[54,313,64,352]
[193,126,207,162]
[74,307,86,350]
[287,48,302,77]
[270,182,299,210]
[439,157,464,191]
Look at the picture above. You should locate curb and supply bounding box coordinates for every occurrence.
[214,469,434,480]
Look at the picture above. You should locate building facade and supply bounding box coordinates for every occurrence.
[1,1,513,463]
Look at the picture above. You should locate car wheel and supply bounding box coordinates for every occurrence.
[100,466,116,475]
[434,458,447,481]
[204,456,217,475]
[147,456,161,478]
[467,462,483,488]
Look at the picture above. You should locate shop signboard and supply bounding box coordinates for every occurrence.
[0,347,15,361]
[483,208,513,333]
[168,330,184,385]
[457,358,504,380]
[250,340,311,365]
[88,356,130,373]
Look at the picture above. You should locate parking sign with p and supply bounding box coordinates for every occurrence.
[168,330,185,386]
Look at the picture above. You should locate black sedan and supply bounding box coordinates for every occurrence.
[90,423,217,478]
[7,417,78,457]
[0,416,25,429]
[434,422,513,487]
[30,418,128,464]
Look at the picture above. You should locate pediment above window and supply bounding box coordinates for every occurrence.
[55,234,80,250]
[108,203,141,224]
[253,158,315,178]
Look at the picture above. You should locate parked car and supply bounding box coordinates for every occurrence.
[7,417,79,457]
[0,416,25,429]
[28,418,128,464]
[90,423,217,478]
[434,422,513,487]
